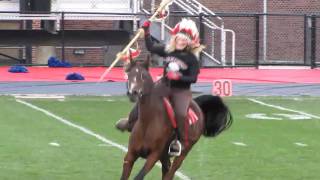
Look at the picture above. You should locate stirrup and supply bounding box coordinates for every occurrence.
[168,140,182,156]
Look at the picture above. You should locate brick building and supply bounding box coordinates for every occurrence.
[200,0,320,65]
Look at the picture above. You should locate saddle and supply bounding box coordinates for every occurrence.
[163,97,199,129]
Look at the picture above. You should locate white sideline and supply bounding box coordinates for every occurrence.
[16,99,190,180]
[248,98,320,119]
[13,94,65,99]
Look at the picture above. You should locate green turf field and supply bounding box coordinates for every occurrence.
[1,95,319,180]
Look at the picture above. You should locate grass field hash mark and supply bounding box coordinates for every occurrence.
[15,99,190,180]
[49,142,61,147]
[294,142,308,147]
[248,98,320,119]
[232,142,247,146]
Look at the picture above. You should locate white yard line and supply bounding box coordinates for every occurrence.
[16,99,190,180]
[248,98,320,119]
[13,94,65,99]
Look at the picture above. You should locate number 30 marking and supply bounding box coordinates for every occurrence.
[212,80,232,96]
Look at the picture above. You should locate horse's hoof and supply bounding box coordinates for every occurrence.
[115,118,129,132]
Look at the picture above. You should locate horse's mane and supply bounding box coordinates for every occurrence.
[124,58,151,73]
[123,61,133,73]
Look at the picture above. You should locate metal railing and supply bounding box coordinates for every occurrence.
[140,0,236,66]
[0,9,319,68]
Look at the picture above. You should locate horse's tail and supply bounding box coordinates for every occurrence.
[194,94,233,137]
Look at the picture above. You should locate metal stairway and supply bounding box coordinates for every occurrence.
[139,0,235,66]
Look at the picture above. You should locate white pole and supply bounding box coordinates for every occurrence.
[221,24,226,66]
[133,0,138,31]
[151,0,155,13]
[263,0,268,61]
[161,19,165,41]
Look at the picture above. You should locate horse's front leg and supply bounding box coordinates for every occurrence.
[120,151,138,180]
[160,155,171,180]
[134,152,160,180]
[164,149,191,180]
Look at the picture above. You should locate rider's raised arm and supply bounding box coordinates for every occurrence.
[145,35,167,57]
[142,20,167,57]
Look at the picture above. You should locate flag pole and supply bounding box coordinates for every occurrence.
[98,0,173,82]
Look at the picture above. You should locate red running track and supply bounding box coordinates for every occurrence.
[1,66,320,83]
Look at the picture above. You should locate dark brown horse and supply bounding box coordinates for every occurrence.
[120,58,232,180]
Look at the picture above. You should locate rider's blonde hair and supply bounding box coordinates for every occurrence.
[165,18,205,58]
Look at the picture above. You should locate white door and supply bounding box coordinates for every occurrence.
[51,0,132,13]
[0,0,19,11]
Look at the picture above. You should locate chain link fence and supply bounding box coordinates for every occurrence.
[162,13,313,67]
[206,13,316,67]
[216,15,257,65]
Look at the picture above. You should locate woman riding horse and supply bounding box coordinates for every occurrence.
[116,18,205,156]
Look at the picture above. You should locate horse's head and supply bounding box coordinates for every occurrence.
[125,57,153,102]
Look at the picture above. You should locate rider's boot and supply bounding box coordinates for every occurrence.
[115,118,130,132]
[168,128,183,156]
[168,138,182,156]
[115,104,139,132]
